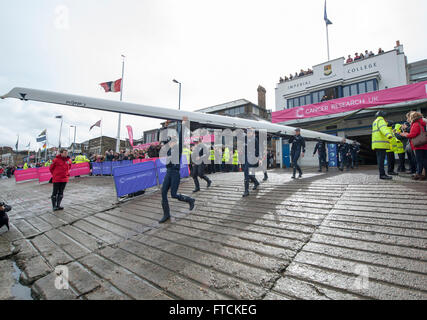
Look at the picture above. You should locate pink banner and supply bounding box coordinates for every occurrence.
[69,163,91,177]
[133,142,159,150]
[14,168,39,182]
[272,81,427,123]
[126,125,134,147]
[38,167,52,183]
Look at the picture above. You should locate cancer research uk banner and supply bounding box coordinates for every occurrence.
[113,161,157,197]
[272,81,427,123]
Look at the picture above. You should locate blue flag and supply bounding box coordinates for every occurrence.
[324,0,332,25]
[37,135,46,142]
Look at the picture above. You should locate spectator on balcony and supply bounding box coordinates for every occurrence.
[346,55,353,63]
[378,48,385,54]
[354,53,361,61]
[364,50,370,57]
[360,52,365,59]
[299,69,305,77]
[289,74,293,80]
[294,72,298,78]
[369,51,375,57]
[321,95,328,102]
[284,76,289,81]
[279,77,284,83]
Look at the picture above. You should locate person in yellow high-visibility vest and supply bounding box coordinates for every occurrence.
[44,160,52,167]
[222,147,231,172]
[209,147,215,174]
[232,149,239,172]
[372,111,394,180]
[73,154,90,164]
[385,121,399,176]
[23,162,28,170]
[393,123,407,173]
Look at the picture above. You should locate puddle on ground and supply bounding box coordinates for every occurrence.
[11,261,33,300]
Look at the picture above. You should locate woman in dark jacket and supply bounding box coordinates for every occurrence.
[49,149,72,211]
[401,112,427,180]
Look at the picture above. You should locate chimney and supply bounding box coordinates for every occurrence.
[257,85,266,109]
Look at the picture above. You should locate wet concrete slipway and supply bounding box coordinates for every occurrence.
[0,166,426,300]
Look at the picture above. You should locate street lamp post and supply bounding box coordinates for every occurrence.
[70,125,76,157]
[173,79,181,110]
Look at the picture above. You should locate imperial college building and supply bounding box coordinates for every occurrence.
[273,41,427,168]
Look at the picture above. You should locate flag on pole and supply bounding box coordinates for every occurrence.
[37,135,46,142]
[43,143,47,149]
[100,79,122,93]
[126,125,134,147]
[324,0,332,25]
[90,120,101,131]
[15,135,19,151]
[38,129,47,137]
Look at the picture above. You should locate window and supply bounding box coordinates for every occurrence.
[305,94,312,105]
[358,82,366,94]
[300,96,305,106]
[343,86,350,97]
[366,80,374,92]
[350,84,358,96]
[287,99,294,109]
[253,107,259,116]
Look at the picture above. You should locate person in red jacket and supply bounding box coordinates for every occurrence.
[49,149,72,211]
[400,112,427,180]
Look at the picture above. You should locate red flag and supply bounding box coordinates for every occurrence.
[126,125,134,147]
[100,79,122,93]
[90,120,101,131]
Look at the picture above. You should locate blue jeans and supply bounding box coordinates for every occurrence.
[415,149,427,175]
[291,154,302,176]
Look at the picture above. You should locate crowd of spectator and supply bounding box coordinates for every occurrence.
[279,69,314,83]
[279,48,387,83]
[346,48,384,63]
[90,145,161,163]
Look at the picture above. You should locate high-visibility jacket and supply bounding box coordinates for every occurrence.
[23,163,28,170]
[393,124,405,154]
[183,148,191,164]
[44,160,52,167]
[222,147,230,162]
[209,149,215,161]
[74,155,90,164]
[386,127,399,153]
[232,150,239,165]
[372,117,393,150]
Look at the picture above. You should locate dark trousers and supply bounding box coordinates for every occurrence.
[161,168,192,217]
[318,153,328,171]
[192,164,211,190]
[243,163,258,187]
[386,152,395,173]
[397,153,406,172]
[415,149,427,175]
[407,150,417,173]
[351,152,358,168]
[52,182,67,198]
[340,154,351,170]
[376,149,387,176]
[291,154,302,176]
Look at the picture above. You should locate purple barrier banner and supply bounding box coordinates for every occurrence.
[101,161,112,175]
[113,161,157,197]
[155,158,167,185]
[14,168,39,182]
[180,155,190,178]
[92,162,102,175]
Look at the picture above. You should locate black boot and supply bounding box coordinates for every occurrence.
[252,177,260,190]
[56,195,64,211]
[51,195,58,211]
[178,195,195,211]
[203,177,212,188]
[263,172,268,181]
[192,178,200,193]
[159,201,170,224]
[242,180,250,197]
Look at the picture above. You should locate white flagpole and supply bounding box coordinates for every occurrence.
[116,55,125,153]
[326,23,330,61]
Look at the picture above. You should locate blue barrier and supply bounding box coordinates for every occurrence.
[113,161,158,197]
[101,161,112,175]
[92,162,102,175]
[328,144,337,167]
[180,155,189,178]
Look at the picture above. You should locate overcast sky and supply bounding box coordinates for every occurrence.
[1,0,426,151]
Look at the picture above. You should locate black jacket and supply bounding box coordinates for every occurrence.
[245,135,259,166]
[313,141,327,156]
[338,143,351,156]
[289,135,306,155]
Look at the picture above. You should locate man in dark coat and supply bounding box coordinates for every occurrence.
[159,136,195,224]
[338,138,352,171]
[191,139,212,193]
[242,129,260,197]
[289,128,306,179]
[313,139,328,172]
[49,149,72,211]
